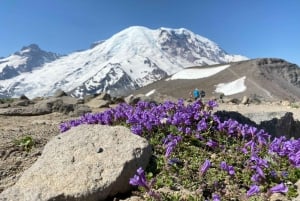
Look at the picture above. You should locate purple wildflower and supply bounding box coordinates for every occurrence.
[220,161,235,176]
[244,140,257,153]
[251,173,261,183]
[247,184,260,197]
[197,119,208,132]
[129,167,149,189]
[270,170,277,178]
[131,124,143,135]
[281,171,288,178]
[59,122,70,132]
[206,139,218,148]
[207,100,218,109]
[200,159,211,176]
[212,193,221,201]
[220,161,228,171]
[269,183,288,194]
[227,165,235,175]
[255,165,265,179]
[163,134,182,158]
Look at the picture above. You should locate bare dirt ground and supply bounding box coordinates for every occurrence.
[0,102,299,194]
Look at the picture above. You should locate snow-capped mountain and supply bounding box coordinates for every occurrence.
[0,26,248,98]
[0,44,60,80]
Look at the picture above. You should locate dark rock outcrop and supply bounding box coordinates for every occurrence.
[215,110,300,139]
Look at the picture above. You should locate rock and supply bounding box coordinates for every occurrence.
[36,97,76,115]
[39,98,72,114]
[0,107,50,116]
[111,96,125,104]
[0,125,152,201]
[0,103,10,108]
[241,96,249,105]
[218,93,225,100]
[215,110,300,139]
[85,93,112,108]
[31,97,44,102]
[0,97,91,116]
[260,112,300,138]
[125,94,155,105]
[151,92,177,104]
[125,94,137,105]
[19,94,29,100]
[86,99,110,108]
[53,89,68,97]
[69,104,92,117]
[84,94,97,103]
[60,96,80,105]
[249,94,263,104]
[96,93,111,101]
[281,100,291,106]
[77,99,85,104]
[223,98,240,104]
[11,100,32,107]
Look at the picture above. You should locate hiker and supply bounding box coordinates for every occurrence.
[193,88,200,100]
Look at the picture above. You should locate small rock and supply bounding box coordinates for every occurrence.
[53,89,68,97]
[86,99,110,108]
[281,100,291,106]
[19,94,29,100]
[241,96,249,105]
[96,93,112,101]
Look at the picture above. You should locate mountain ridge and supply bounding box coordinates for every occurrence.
[133,58,300,101]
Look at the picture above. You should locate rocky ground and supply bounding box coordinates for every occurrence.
[0,96,300,196]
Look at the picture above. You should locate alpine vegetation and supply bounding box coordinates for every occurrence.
[60,99,300,200]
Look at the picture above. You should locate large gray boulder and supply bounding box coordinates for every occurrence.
[0,125,152,201]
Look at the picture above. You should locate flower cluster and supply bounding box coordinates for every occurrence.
[60,99,300,200]
[220,161,235,176]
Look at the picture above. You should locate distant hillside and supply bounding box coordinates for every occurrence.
[133,58,300,101]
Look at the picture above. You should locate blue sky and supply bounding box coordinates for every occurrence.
[0,0,299,65]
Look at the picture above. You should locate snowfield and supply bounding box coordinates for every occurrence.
[168,65,231,80]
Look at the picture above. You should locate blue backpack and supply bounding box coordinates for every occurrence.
[193,89,200,98]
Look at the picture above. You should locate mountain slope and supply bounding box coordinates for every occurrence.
[0,26,247,98]
[133,58,300,101]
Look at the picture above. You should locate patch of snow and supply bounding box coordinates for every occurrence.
[169,65,230,80]
[215,76,246,95]
[145,89,156,96]
[0,55,28,72]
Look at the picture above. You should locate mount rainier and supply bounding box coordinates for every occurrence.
[0,26,247,98]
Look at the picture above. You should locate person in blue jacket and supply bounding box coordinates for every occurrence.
[193,88,200,100]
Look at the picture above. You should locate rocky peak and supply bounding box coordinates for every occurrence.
[157,27,236,65]
[0,44,61,77]
[256,58,300,88]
